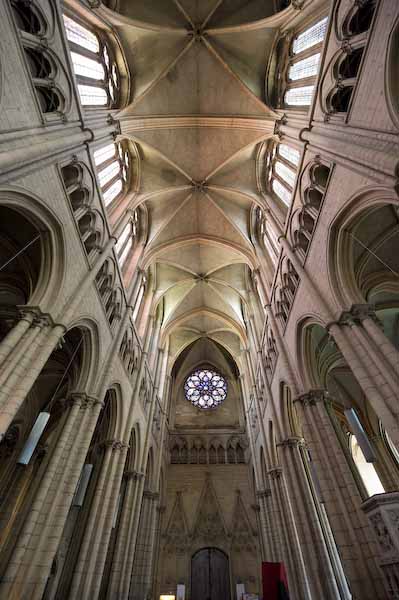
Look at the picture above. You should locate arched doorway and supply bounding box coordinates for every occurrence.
[191,548,230,600]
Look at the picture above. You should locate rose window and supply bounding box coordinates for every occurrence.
[184,369,227,410]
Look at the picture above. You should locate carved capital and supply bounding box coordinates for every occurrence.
[278,436,305,448]
[102,438,128,451]
[125,470,144,481]
[267,467,283,480]
[256,488,272,499]
[291,0,305,9]
[294,389,329,406]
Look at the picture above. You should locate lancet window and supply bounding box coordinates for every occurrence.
[285,17,328,108]
[258,209,280,269]
[63,15,119,107]
[349,434,385,497]
[267,143,300,210]
[132,277,146,322]
[116,211,139,269]
[94,141,130,207]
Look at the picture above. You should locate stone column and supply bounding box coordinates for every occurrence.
[129,490,160,600]
[0,308,35,367]
[295,389,385,600]
[0,394,103,600]
[277,437,340,600]
[328,319,399,446]
[106,471,145,600]
[239,373,309,600]
[267,466,313,600]
[336,305,399,396]
[69,439,129,600]
[256,488,280,562]
[0,314,66,437]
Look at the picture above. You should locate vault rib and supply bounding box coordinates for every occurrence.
[202,36,273,114]
[127,37,194,110]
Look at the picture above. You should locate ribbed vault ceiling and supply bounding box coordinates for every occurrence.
[106,0,292,366]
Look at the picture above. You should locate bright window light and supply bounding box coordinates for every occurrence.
[272,179,292,207]
[103,179,122,206]
[119,238,133,267]
[292,17,328,55]
[285,85,314,106]
[78,84,107,106]
[350,435,385,497]
[279,144,300,166]
[98,161,120,187]
[94,143,116,166]
[275,160,296,188]
[116,223,131,253]
[71,52,104,80]
[289,53,321,81]
[63,15,99,53]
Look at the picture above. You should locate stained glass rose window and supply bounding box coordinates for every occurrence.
[184,369,227,410]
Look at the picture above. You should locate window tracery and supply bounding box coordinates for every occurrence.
[324,0,376,116]
[61,161,105,258]
[63,14,119,108]
[284,17,328,108]
[290,160,331,260]
[184,369,227,410]
[94,141,131,208]
[11,1,66,118]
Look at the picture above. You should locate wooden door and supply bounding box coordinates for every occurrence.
[191,547,230,600]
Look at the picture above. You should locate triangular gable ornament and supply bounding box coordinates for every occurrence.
[231,489,257,554]
[163,491,190,554]
[192,472,228,544]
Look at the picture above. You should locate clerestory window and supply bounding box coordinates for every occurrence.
[267,142,301,210]
[284,17,328,108]
[63,15,119,108]
[115,211,139,269]
[94,141,130,207]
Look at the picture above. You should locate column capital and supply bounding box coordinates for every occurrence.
[256,488,272,499]
[143,490,160,501]
[267,467,283,480]
[277,436,306,448]
[330,303,378,329]
[294,389,329,406]
[17,305,41,322]
[125,470,144,481]
[101,438,129,451]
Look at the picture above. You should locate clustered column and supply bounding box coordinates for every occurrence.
[295,389,385,600]
[0,393,103,600]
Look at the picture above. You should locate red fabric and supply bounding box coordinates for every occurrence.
[262,562,289,600]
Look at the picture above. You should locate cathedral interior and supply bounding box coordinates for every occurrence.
[0,0,398,599]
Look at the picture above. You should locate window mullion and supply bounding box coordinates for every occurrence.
[272,171,293,193]
[67,42,100,61]
[290,43,323,62]
[101,172,122,194]
[286,76,317,89]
